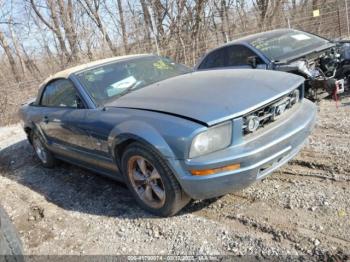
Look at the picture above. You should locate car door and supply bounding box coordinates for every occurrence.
[38,78,117,171]
[38,79,92,156]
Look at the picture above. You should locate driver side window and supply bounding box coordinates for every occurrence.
[41,79,84,108]
[226,45,262,66]
[198,48,226,69]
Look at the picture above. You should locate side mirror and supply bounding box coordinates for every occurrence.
[247,56,258,69]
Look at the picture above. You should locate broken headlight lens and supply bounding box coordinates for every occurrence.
[189,121,232,158]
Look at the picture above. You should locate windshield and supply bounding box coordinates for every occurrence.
[76,56,191,105]
[248,30,331,61]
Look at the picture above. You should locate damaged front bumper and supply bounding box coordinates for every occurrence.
[308,78,345,100]
[168,99,317,200]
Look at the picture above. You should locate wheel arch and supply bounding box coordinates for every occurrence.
[23,121,38,144]
[108,120,177,168]
[24,122,47,145]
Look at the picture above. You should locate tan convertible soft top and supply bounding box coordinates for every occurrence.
[41,54,150,86]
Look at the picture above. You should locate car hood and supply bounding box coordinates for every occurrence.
[105,69,304,126]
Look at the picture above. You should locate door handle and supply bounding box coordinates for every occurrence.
[43,116,49,124]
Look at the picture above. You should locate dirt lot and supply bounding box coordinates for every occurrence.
[0,97,349,259]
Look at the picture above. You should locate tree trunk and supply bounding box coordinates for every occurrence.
[116,0,128,54]
[140,0,153,51]
[56,0,78,61]
[0,31,21,82]
[30,0,71,62]
[191,0,207,64]
[150,0,165,47]
[8,21,26,76]
[77,0,118,55]
[254,0,269,29]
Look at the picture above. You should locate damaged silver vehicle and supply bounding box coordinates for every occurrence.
[195,28,350,100]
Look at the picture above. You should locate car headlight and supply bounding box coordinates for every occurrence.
[189,121,232,158]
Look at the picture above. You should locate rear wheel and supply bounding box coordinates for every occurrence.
[31,132,56,168]
[121,142,190,217]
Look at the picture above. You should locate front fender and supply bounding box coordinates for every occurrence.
[108,120,176,161]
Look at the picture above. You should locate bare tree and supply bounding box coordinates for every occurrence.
[116,0,128,54]
[7,19,26,76]
[30,0,71,63]
[77,0,118,55]
[56,0,79,61]
[140,0,153,51]
[0,30,20,81]
[254,0,269,28]
[0,0,346,86]
[214,0,234,42]
[150,0,166,48]
[189,0,208,64]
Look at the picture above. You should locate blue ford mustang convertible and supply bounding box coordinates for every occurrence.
[20,54,317,216]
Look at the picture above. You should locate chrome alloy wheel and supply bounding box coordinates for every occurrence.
[33,136,47,164]
[127,156,166,209]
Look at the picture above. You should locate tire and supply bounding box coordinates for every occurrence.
[0,207,23,261]
[31,131,56,168]
[121,142,190,217]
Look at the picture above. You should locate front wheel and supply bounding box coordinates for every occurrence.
[121,142,190,217]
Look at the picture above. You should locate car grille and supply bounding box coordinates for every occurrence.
[242,87,302,135]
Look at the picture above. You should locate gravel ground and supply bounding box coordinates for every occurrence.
[0,97,349,259]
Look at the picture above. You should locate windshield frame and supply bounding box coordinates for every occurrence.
[74,55,192,107]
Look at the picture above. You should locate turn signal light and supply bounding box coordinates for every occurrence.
[190,163,241,176]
